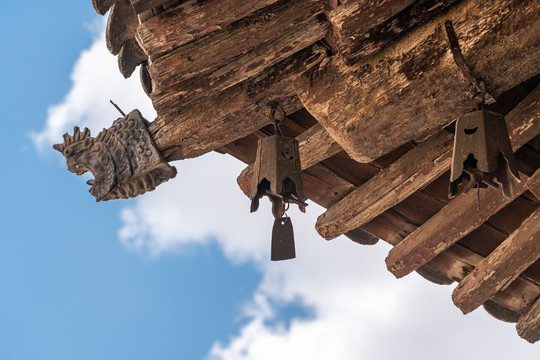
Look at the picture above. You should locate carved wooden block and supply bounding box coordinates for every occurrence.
[53,110,177,201]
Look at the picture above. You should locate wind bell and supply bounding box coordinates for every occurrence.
[250,106,307,261]
[445,20,519,200]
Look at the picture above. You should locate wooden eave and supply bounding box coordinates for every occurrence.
[92,0,540,342]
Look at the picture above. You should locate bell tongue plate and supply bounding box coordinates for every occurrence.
[271,217,296,261]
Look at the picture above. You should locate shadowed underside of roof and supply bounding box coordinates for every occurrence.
[85,0,540,342]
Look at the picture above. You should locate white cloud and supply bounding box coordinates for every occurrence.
[37,20,540,360]
[31,17,155,152]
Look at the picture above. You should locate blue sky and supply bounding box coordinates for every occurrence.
[1,1,538,359]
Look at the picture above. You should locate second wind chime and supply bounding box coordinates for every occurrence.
[249,106,307,261]
[445,20,520,201]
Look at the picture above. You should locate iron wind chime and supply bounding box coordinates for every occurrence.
[445,21,520,200]
[249,106,307,261]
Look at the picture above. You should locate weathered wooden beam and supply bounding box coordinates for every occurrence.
[517,297,540,343]
[315,85,540,240]
[330,0,459,64]
[106,0,138,56]
[130,0,169,14]
[452,207,540,314]
[149,0,328,86]
[316,131,454,240]
[150,15,330,109]
[137,0,278,59]
[237,123,342,196]
[295,0,540,163]
[148,45,327,161]
[385,174,531,279]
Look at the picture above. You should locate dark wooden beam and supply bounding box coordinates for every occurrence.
[295,0,540,163]
[452,208,540,314]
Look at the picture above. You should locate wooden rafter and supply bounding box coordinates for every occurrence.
[385,171,533,279]
[452,208,540,314]
[316,85,540,241]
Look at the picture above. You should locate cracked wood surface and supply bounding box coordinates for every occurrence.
[295,0,540,163]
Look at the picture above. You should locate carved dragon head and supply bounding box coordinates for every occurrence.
[53,126,116,201]
[53,110,177,202]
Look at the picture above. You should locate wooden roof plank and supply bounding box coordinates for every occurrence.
[517,297,540,343]
[140,0,327,62]
[452,208,540,314]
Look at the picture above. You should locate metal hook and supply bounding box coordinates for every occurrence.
[269,104,285,136]
[444,20,495,105]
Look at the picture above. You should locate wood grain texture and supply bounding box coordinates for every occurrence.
[295,0,540,163]
[148,45,327,161]
[137,0,278,59]
[452,208,540,314]
[517,297,540,343]
[149,16,330,109]
[317,84,540,240]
